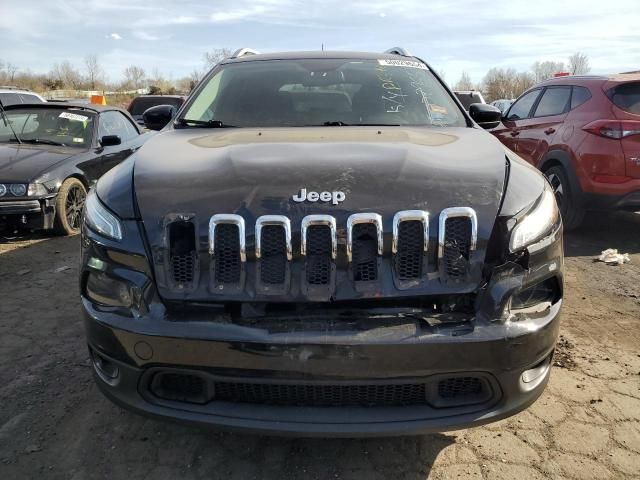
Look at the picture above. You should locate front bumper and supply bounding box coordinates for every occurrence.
[0,196,56,229]
[84,297,561,437]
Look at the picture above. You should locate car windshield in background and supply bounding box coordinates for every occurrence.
[0,108,95,147]
[181,59,466,127]
[129,97,184,116]
[608,82,640,114]
[455,93,483,110]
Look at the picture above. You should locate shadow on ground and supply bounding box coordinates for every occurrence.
[564,211,640,258]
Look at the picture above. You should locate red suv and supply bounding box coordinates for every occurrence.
[492,74,640,229]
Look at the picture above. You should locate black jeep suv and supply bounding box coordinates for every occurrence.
[81,48,563,436]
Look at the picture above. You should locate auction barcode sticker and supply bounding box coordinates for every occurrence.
[378,59,428,70]
[59,112,89,122]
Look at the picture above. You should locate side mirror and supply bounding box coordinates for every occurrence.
[100,135,122,147]
[143,104,176,131]
[469,103,502,129]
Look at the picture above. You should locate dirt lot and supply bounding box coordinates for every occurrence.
[1,213,639,480]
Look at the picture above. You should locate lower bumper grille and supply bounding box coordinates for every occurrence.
[148,372,495,409]
[214,382,426,407]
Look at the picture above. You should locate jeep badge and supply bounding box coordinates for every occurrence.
[292,188,346,205]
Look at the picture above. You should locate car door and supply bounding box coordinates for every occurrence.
[492,89,542,155]
[91,110,143,180]
[516,86,571,166]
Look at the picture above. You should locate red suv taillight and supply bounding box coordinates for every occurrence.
[583,120,640,139]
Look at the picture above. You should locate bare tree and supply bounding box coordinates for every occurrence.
[84,54,104,89]
[203,48,234,69]
[5,62,18,83]
[514,71,535,96]
[123,65,146,90]
[50,61,83,89]
[531,61,565,83]
[568,52,590,75]
[482,68,534,102]
[453,71,474,91]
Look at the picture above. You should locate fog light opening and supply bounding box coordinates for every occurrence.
[511,277,560,311]
[91,349,120,386]
[521,352,553,386]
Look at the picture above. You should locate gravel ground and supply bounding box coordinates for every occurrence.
[1,213,639,480]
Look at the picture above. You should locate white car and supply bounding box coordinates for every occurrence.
[453,90,486,111]
[490,99,514,114]
[0,87,46,106]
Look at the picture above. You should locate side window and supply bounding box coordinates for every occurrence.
[0,93,20,106]
[98,111,138,142]
[570,86,591,110]
[506,90,541,120]
[19,94,43,103]
[533,87,571,117]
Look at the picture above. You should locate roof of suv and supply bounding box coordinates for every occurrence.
[4,102,128,114]
[538,73,640,88]
[222,50,421,64]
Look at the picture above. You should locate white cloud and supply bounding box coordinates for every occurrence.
[110,32,122,40]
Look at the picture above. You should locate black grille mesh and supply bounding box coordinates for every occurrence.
[168,221,196,286]
[149,372,491,408]
[153,373,206,403]
[260,225,287,285]
[443,217,472,277]
[214,224,241,283]
[437,376,483,398]
[171,253,195,284]
[213,382,427,407]
[306,225,332,285]
[394,220,424,280]
[352,223,378,282]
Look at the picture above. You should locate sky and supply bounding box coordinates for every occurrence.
[1,0,639,85]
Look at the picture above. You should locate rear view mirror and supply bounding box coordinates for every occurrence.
[143,104,176,131]
[469,103,502,129]
[100,135,121,147]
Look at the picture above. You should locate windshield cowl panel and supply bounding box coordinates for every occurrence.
[180,58,466,129]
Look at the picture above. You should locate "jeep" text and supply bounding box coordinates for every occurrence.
[292,188,346,205]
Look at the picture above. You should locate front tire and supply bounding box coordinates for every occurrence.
[545,166,584,230]
[54,178,87,235]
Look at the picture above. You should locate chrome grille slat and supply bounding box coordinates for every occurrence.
[392,210,429,281]
[346,213,383,263]
[301,215,337,288]
[438,207,477,279]
[208,214,245,286]
[255,215,291,287]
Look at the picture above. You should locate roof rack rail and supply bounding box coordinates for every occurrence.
[230,48,260,59]
[384,47,411,57]
[0,85,22,90]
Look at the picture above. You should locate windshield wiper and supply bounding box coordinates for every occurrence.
[0,103,21,144]
[21,138,67,147]
[175,118,237,128]
[319,121,402,127]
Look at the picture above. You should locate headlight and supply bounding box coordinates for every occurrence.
[9,183,27,196]
[509,188,559,252]
[28,183,49,196]
[84,189,123,240]
[0,184,6,197]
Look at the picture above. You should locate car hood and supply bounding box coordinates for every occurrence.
[0,144,78,183]
[133,126,508,300]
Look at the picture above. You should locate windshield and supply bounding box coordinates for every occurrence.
[181,58,466,127]
[129,97,184,116]
[0,108,95,147]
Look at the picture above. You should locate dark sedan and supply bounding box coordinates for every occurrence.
[0,103,149,234]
